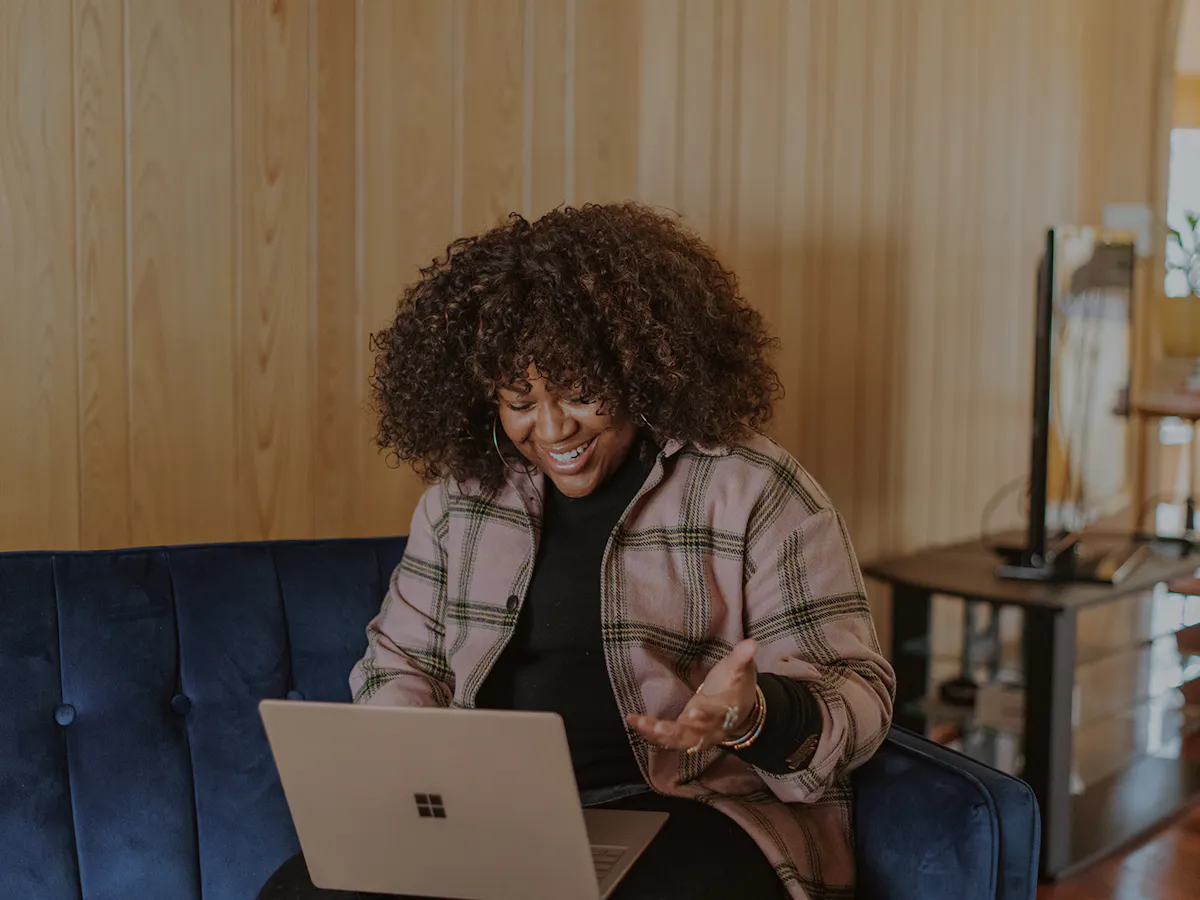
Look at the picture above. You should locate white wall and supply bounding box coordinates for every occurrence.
[1181,0,1200,73]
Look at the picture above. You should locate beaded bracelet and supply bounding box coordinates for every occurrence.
[719,684,767,750]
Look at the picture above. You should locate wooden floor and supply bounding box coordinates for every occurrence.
[1037,805,1200,900]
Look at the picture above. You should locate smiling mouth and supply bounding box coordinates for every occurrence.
[547,436,595,462]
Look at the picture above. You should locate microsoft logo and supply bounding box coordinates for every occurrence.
[414,793,446,819]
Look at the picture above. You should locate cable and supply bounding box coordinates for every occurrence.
[979,477,1030,554]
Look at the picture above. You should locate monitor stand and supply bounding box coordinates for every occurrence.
[994,540,1150,585]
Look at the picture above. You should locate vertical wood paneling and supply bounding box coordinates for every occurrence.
[732,0,784,336]
[236,0,313,541]
[74,0,129,549]
[820,0,869,518]
[461,0,524,234]
[127,0,235,545]
[529,0,567,217]
[360,0,454,531]
[894,0,942,547]
[637,0,679,211]
[573,0,641,204]
[710,0,739,256]
[677,0,717,235]
[0,0,79,551]
[935,0,974,539]
[314,0,361,538]
[776,0,812,461]
[856,0,902,561]
[0,0,1183,558]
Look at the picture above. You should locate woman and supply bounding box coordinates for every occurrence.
[261,203,894,900]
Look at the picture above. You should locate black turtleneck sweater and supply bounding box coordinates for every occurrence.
[474,443,821,790]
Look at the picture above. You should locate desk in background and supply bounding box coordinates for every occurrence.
[866,535,1200,881]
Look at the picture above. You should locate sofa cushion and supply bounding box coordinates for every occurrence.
[0,538,407,900]
[0,557,80,900]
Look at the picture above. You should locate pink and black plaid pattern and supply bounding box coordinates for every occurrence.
[350,434,895,900]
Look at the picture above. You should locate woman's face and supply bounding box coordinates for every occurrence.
[497,367,640,498]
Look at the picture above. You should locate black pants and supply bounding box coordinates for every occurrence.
[258,792,788,900]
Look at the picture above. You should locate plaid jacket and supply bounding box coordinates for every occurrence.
[350,433,895,900]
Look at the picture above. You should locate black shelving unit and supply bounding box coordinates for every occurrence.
[866,534,1200,881]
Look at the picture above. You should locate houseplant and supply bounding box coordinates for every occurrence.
[1160,211,1200,365]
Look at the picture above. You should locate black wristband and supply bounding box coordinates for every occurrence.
[727,673,822,774]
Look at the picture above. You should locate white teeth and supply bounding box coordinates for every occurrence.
[549,438,593,462]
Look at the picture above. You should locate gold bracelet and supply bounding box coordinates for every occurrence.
[719,684,767,750]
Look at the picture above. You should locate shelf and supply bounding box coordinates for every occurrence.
[1074,692,1200,788]
[1076,644,1200,727]
[1076,589,1200,667]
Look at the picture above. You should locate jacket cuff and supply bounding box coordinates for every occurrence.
[727,673,822,774]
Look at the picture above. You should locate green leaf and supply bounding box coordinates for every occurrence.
[1188,211,1200,234]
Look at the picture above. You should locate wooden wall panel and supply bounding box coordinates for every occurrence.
[461,0,525,234]
[677,0,717,236]
[0,0,79,551]
[313,0,360,538]
[857,0,903,557]
[127,0,236,546]
[74,0,128,549]
[636,0,679,212]
[236,0,313,540]
[573,0,641,204]
[0,0,1183,564]
[359,0,455,531]
[528,0,568,217]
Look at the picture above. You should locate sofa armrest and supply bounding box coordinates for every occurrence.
[852,728,1040,900]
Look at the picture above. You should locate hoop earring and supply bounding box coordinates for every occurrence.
[492,417,532,475]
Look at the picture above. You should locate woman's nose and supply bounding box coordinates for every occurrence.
[534,402,574,444]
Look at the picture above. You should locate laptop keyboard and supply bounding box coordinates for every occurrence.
[590,844,627,881]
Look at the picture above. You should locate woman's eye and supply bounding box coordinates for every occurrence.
[568,396,596,406]
[506,402,534,412]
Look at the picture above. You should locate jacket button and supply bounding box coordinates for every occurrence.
[286,689,304,701]
[54,704,76,726]
[171,694,193,716]
[506,594,519,611]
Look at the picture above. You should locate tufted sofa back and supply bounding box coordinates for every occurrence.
[1,538,406,900]
[2,536,1039,900]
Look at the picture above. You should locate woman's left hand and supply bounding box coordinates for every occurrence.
[626,638,759,753]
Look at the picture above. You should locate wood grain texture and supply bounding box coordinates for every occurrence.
[127,0,235,545]
[0,0,79,551]
[1037,804,1200,900]
[236,0,313,540]
[856,0,903,560]
[636,0,679,212]
[461,0,524,233]
[74,0,129,549]
[0,0,1184,560]
[359,0,454,533]
[314,0,361,539]
[573,0,640,204]
[528,0,567,217]
[677,0,717,236]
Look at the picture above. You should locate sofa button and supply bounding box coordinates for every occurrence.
[171,694,192,716]
[54,704,76,726]
[286,689,304,701]
[506,594,519,611]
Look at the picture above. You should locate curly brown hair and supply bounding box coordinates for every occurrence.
[369,201,782,490]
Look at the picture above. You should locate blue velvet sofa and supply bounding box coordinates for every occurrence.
[1,538,1040,900]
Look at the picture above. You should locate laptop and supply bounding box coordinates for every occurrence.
[259,700,668,900]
